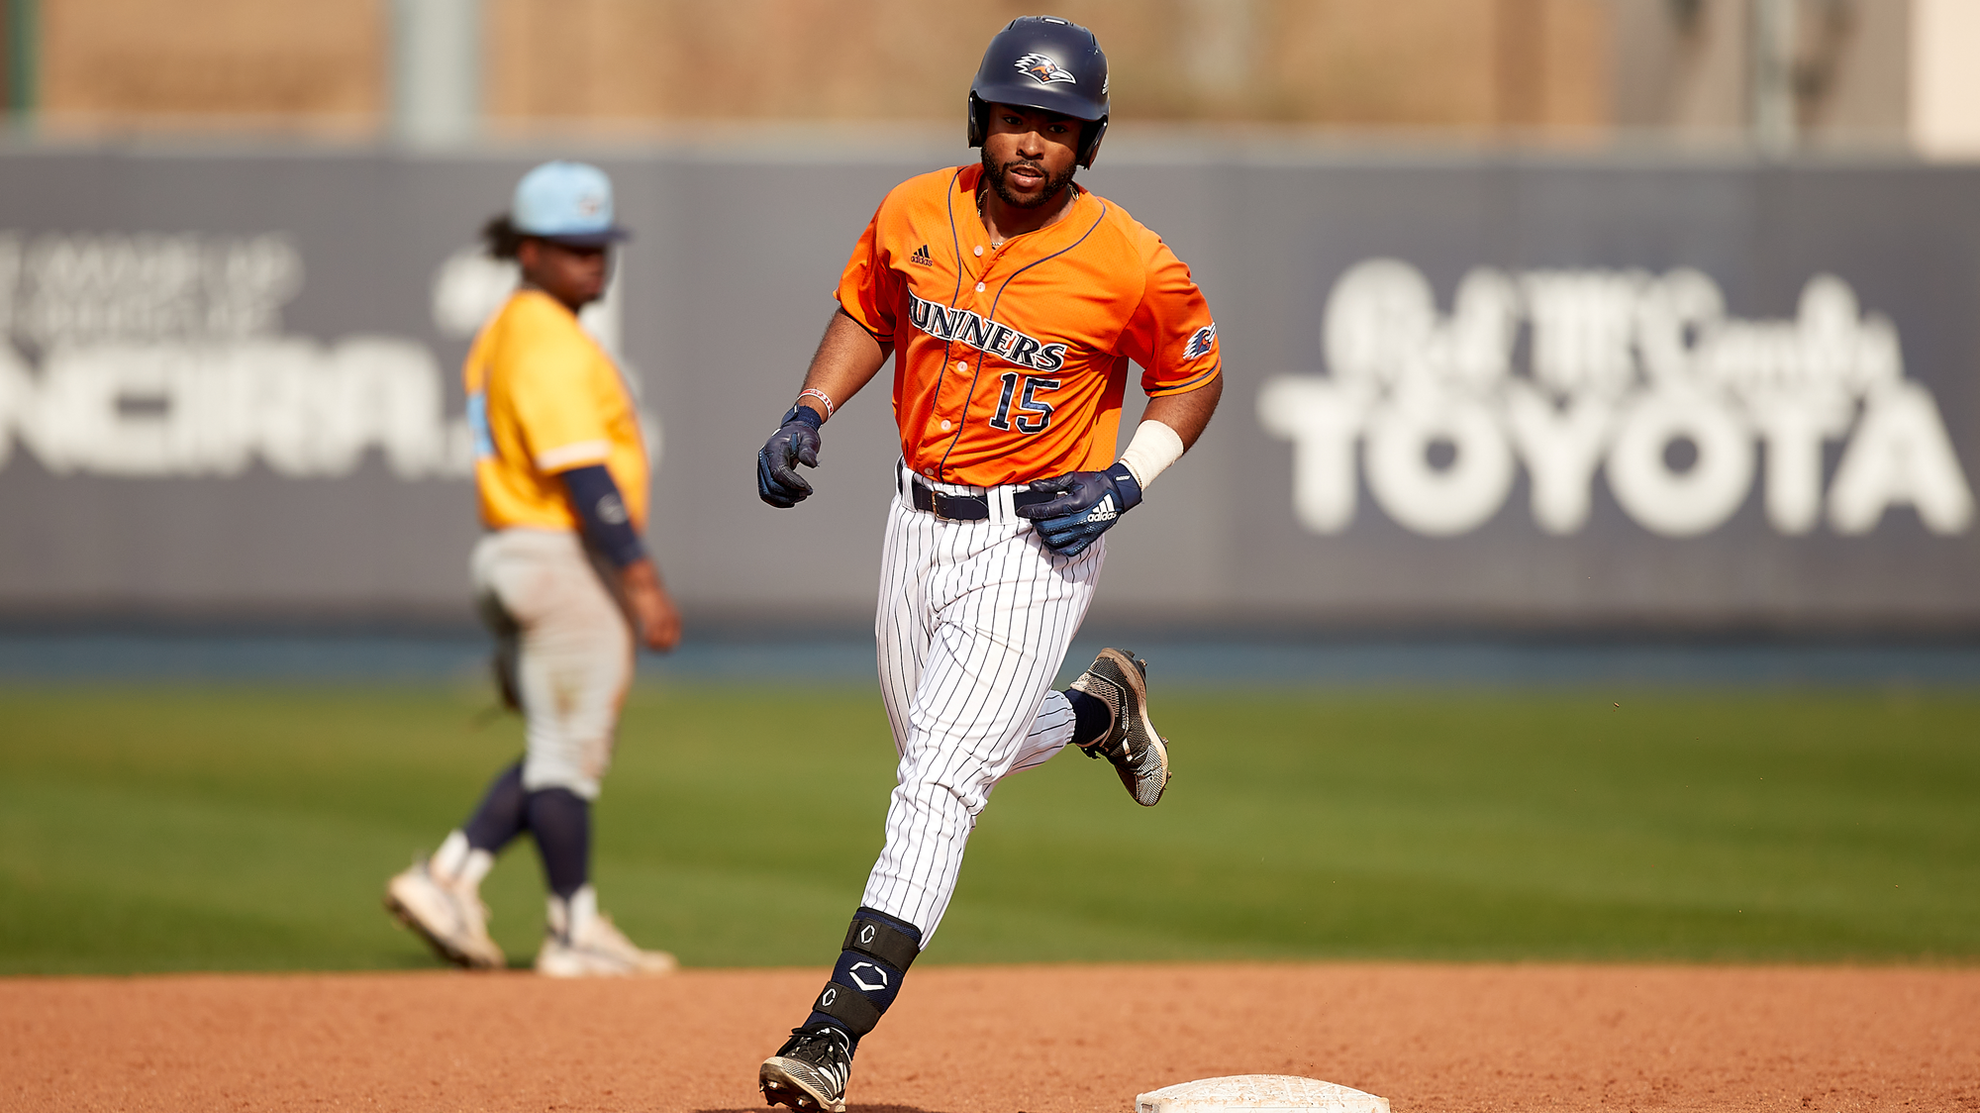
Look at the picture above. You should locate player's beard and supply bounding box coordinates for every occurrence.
[981,149,1077,210]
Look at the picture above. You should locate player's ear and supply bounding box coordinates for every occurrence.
[515,237,541,272]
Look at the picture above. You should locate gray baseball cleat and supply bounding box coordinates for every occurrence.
[1068,647,1171,806]
[760,1024,853,1113]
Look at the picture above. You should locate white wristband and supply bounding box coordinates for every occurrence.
[1117,419,1187,491]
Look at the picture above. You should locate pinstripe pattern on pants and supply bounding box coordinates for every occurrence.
[860,477,1102,942]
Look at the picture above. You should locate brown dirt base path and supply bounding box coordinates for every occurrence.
[5,964,1977,1113]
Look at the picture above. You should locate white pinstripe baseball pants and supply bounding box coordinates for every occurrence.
[859,474,1104,943]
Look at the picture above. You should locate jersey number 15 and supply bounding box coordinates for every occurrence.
[988,373,1059,435]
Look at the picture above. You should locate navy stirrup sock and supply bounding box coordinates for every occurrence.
[461,760,529,853]
[463,767,592,906]
[525,787,591,901]
[804,907,923,1051]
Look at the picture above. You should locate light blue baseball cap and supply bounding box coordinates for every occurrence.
[512,160,629,245]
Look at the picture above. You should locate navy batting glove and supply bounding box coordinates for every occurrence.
[758,405,823,508]
[1016,462,1143,556]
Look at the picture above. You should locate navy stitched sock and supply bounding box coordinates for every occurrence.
[1066,688,1112,749]
[461,760,528,853]
[525,787,591,901]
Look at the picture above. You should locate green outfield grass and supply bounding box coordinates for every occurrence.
[1,682,1975,974]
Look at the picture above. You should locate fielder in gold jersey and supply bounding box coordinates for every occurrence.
[385,161,682,977]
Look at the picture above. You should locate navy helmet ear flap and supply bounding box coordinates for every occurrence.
[1077,116,1107,168]
[968,91,988,149]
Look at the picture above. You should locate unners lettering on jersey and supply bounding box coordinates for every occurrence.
[907,292,1067,371]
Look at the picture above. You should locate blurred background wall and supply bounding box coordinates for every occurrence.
[1,0,1975,153]
[6,0,1980,635]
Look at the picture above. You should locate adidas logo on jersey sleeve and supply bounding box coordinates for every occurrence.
[907,291,1067,371]
[909,244,934,266]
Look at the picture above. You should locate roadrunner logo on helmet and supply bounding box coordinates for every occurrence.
[1014,51,1077,85]
[968,15,1111,168]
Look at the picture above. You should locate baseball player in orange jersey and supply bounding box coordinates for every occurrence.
[385,161,682,977]
[753,17,1222,1110]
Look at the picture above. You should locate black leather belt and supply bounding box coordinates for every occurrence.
[902,466,1051,521]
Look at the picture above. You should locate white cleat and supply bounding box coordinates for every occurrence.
[384,858,506,970]
[535,891,677,977]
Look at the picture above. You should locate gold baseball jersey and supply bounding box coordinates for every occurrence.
[465,288,648,532]
[836,163,1221,488]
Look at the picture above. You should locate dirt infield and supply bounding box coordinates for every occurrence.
[4,963,1976,1112]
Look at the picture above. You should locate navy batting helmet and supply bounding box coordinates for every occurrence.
[968,16,1110,168]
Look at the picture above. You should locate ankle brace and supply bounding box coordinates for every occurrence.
[805,907,923,1046]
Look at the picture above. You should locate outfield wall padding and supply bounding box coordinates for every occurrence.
[1,145,1977,631]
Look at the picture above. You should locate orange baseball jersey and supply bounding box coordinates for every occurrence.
[836,163,1220,488]
[464,288,649,532]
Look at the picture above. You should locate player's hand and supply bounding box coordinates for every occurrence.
[1016,463,1143,557]
[620,560,682,652]
[758,405,824,508]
